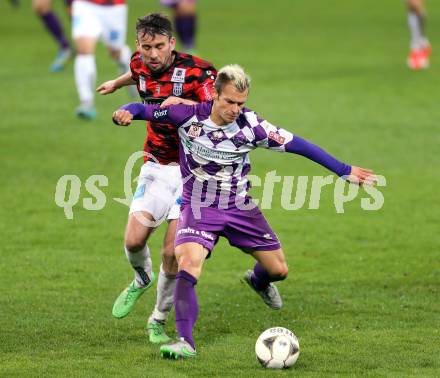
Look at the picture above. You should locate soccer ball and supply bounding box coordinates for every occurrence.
[255,327,299,369]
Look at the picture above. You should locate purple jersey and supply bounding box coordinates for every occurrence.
[137,101,297,208]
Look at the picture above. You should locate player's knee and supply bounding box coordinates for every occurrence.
[108,48,120,61]
[272,264,288,280]
[124,236,146,253]
[33,2,50,15]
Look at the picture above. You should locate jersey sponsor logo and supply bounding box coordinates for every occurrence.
[171,68,186,83]
[268,130,285,145]
[187,122,203,138]
[184,140,237,161]
[177,226,215,241]
[153,109,168,119]
[173,83,183,96]
[139,76,146,92]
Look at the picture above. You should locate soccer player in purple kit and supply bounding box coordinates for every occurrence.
[112,64,377,358]
[33,0,72,72]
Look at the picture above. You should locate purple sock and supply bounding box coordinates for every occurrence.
[174,15,196,51]
[251,263,272,291]
[174,270,198,349]
[41,12,70,50]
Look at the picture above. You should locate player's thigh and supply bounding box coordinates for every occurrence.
[175,242,209,279]
[74,37,97,54]
[101,4,127,51]
[124,211,156,251]
[32,0,51,14]
[249,248,288,278]
[130,163,181,228]
[72,0,102,47]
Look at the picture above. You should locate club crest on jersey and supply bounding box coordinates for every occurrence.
[139,76,146,92]
[171,68,186,83]
[173,83,183,96]
[268,131,285,144]
[188,122,203,139]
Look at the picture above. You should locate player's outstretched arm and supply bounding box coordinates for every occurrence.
[284,136,376,185]
[97,71,135,95]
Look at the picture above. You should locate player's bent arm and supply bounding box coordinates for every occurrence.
[112,102,195,127]
[97,71,135,95]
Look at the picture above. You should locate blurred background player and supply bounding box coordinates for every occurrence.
[72,0,133,120]
[161,0,197,53]
[406,0,431,70]
[96,13,216,343]
[33,0,72,72]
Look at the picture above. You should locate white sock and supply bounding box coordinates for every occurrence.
[116,44,132,73]
[74,54,96,106]
[408,11,423,50]
[124,245,153,288]
[150,264,176,322]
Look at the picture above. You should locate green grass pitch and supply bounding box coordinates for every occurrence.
[1,0,439,376]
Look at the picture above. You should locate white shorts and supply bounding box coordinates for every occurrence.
[130,161,182,226]
[72,0,127,49]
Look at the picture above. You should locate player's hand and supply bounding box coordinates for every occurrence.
[112,110,133,126]
[346,166,377,186]
[97,80,118,95]
[160,96,197,108]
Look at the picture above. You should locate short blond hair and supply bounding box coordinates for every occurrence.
[214,64,251,94]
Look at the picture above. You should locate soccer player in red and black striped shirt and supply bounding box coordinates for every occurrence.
[97,13,216,343]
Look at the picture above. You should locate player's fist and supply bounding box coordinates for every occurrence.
[112,110,133,126]
[346,166,377,186]
[97,80,117,95]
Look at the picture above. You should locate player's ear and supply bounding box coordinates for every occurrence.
[169,37,177,51]
[212,86,220,100]
[135,38,140,50]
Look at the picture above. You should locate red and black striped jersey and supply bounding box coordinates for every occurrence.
[81,0,125,5]
[130,51,217,164]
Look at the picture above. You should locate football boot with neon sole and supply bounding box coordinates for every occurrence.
[112,273,155,319]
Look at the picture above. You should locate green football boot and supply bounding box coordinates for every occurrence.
[147,319,172,344]
[112,273,155,319]
[160,338,196,359]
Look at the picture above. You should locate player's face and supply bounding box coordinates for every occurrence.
[136,33,176,73]
[212,82,248,125]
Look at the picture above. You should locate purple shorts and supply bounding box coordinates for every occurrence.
[175,204,281,253]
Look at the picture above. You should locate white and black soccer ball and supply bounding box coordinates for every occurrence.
[255,327,299,369]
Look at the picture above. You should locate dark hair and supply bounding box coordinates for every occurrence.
[136,13,173,39]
